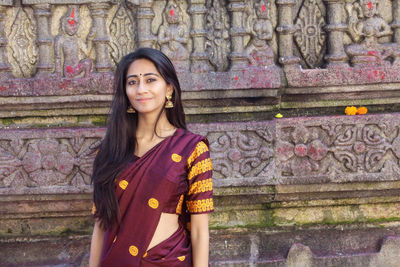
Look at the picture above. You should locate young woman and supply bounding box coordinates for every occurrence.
[89,48,214,267]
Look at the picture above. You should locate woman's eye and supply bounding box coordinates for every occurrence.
[147,78,155,83]
[128,80,136,85]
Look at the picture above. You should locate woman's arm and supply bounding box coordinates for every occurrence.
[89,219,105,267]
[190,213,210,267]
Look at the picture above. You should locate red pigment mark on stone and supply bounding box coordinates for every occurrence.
[0,86,7,90]
[234,76,238,80]
[262,4,266,12]
[359,69,363,74]
[170,9,174,16]
[68,8,76,25]
[66,65,73,73]
[373,69,378,77]
[368,50,377,56]
[367,2,373,9]
[381,71,386,80]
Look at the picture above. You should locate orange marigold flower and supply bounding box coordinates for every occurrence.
[345,106,357,115]
[357,106,368,115]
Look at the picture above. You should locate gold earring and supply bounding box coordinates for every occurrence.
[127,105,136,113]
[165,95,174,108]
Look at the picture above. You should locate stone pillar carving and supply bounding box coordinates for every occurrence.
[89,3,112,72]
[33,4,53,75]
[323,0,347,66]
[228,0,247,70]
[276,0,300,66]
[189,0,208,72]
[0,6,10,77]
[137,0,156,48]
[393,0,400,45]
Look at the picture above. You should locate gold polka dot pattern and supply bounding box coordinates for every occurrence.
[119,180,128,190]
[171,153,182,162]
[129,245,138,256]
[148,198,159,209]
[178,256,186,261]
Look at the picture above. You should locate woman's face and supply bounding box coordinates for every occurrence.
[125,58,173,114]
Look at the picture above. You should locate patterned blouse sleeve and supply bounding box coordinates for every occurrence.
[185,140,214,214]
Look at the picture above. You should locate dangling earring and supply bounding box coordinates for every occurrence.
[127,105,136,113]
[165,95,174,108]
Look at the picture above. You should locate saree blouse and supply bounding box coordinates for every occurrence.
[162,140,214,215]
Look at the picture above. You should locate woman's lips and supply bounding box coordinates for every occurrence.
[136,98,151,102]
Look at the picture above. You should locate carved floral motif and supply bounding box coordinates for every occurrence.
[6,7,38,78]
[108,2,136,68]
[209,130,274,179]
[294,0,326,68]
[0,136,99,188]
[277,120,400,181]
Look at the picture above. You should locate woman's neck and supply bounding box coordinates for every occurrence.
[136,111,175,140]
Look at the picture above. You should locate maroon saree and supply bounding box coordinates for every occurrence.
[100,128,213,266]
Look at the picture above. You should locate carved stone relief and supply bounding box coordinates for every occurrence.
[205,0,230,71]
[157,0,190,71]
[208,130,274,179]
[244,0,275,67]
[345,0,400,66]
[54,5,93,77]
[0,136,99,188]
[108,2,136,68]
[276,119,400,182]
[294,0,326,68]
[4,7,38,78]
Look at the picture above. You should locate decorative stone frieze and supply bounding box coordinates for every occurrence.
[323,0,347,66]
[108,1,136,67]
[189,0,209,73]
[88,2,112,72]
[33,4,53,75]
[294,0,326,68]
[157,0,190,72]
[0,5,10,77]
[228,0,248,70]
[137,0,156,48]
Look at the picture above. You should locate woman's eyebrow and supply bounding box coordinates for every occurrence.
[126,73,160,79]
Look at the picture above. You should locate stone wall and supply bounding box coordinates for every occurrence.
[0,0,400,266]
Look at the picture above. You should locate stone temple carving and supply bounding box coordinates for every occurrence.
[157,0,190,71]
[108,2,136,68]
[54,6,93,78]
[345,0,400,66]
[294,0,326,68]
[245,0,274,67]
[205,0,230,72]
[6,7,38,78]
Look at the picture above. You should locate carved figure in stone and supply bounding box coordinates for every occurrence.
[54,6,93,78]
[345,0,400,66]
[294,0,326,68]
[157,0,189,71]
[7,7,38,78]
[109,3,136,68]
[205,0,230,71]
[245,0,274,67]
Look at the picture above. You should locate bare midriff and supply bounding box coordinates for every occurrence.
[146,212,179,251]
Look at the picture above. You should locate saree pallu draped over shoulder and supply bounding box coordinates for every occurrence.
[100,128,205,267]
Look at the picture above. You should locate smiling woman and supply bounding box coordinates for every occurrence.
[89,48,214,267]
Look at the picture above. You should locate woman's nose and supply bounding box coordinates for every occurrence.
[136,80,147,94]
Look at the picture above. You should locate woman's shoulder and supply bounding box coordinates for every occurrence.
[179,128,209,146]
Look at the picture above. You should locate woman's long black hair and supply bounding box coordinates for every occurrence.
[91,48,186,230]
